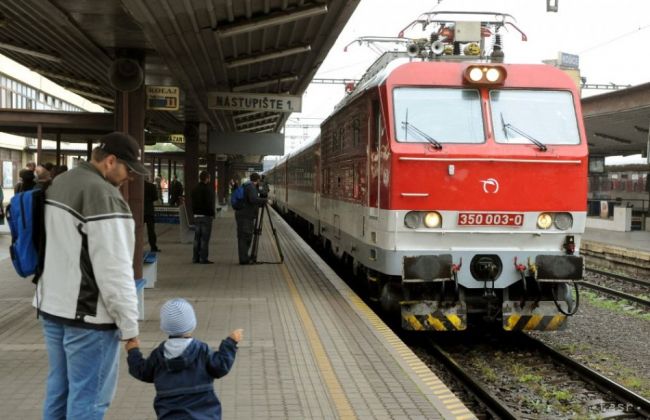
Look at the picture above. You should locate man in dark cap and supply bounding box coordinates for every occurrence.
[14,168,36,193]
[35,131,147,419]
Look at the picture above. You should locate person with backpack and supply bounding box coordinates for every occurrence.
[191,170,216,264]
[35,132,147,419]
[234,173,267,265]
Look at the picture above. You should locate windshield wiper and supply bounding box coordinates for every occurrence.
[401,121,443,149]
[500,113,547,152]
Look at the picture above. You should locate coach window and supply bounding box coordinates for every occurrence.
[393,88,484,143]
[352,118,360,147]
[490,90,580,145]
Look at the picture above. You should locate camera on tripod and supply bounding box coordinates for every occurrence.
[257,175,270,199]
[250,201,283,264]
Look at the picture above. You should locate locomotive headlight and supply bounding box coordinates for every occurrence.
[537,213,553,229]
[468,67,484,82]
[464,65,507,85]
[404,211,421,229]
[423,211,442,228]
[485,68,501,82]
[554,212,573,230]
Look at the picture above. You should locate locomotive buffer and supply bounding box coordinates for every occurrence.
[250,202,284,264]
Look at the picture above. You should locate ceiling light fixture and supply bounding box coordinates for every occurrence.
[226,45,311,69]
[232,75,299,92]
[216,4,328,38]
[0,41,63,63]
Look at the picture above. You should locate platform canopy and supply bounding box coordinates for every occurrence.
[0,0,359,147]
[582,83,650,158]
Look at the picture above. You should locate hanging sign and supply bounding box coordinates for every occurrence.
[207,91,301,113]
[146,86,180,111]
[170,134,185,145]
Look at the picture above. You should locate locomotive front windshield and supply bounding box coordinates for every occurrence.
[393,88,484,144]
[490,90,580,145]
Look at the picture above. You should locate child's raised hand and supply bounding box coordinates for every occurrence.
[229,329,243,343]
[125,337,140,351]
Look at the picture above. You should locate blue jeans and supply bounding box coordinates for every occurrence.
[41,318,120,420]
[193,216,214,262]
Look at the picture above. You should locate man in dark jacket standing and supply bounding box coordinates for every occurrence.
[169,175,184,206]
[144,177,161,252]
[235,173,267,265]
[191,171,216,264]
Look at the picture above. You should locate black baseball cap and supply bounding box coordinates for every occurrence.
[98,132,148,175]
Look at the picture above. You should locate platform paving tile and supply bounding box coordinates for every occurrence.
[0,215,461,419]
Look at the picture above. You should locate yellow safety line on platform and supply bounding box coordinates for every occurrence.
[346,293,477,420]
[280,263,357,420]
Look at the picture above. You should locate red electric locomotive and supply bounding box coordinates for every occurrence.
[268,12,587,331]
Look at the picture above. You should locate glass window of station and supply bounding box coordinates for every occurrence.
[0,74,82,112]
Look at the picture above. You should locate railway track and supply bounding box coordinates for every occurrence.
[586,267,650,288]
[408,330,650,419]
[578,281,650,308]
[582,268,650,308]
[519,333,650,418]
[425,339,518,419]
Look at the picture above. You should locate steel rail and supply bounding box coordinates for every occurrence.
[519,333,650,418]
[585,268,650,288]
[578,281,650,308]
[427,339,519,420]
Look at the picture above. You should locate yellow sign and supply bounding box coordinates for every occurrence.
[170,134,185,144]
[146,86,180,111]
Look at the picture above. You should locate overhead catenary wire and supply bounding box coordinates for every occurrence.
[578,23,650,54]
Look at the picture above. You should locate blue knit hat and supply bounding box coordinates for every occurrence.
[160,298,197,336]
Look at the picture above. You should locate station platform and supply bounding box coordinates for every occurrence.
[582,227,650,254]
[0,209,475,420]
[582,227,650,277]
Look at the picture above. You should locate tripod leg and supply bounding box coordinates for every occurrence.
[265,205,284,263]
[250,205,264,263]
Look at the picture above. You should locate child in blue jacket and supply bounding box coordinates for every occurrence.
[126,298,242,419]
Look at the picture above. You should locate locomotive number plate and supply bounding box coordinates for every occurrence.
[458,213,524,226]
